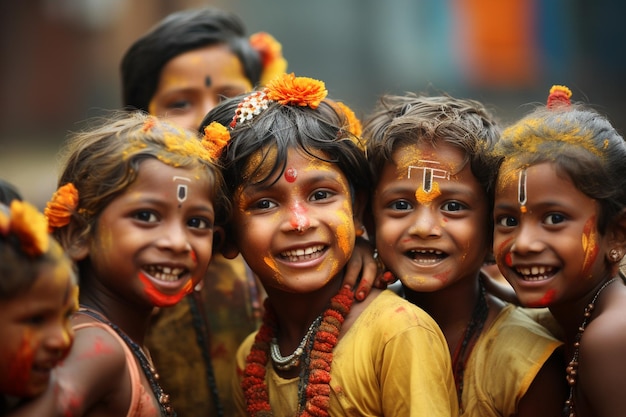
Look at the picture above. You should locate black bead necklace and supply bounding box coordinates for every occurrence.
[78,306,176,417]
[563,277,617,417]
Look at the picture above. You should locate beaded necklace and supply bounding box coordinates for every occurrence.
[563,277,617,417]
[241,286,354,416]
[451,278,489,411]
[78,306,176,417]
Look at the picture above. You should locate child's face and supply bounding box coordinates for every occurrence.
[372,142,489,291]
[0,262,77,398]
[493,161,609,307]
[231,147,357,293]
[148,44,253,131]
[88,159,216,308]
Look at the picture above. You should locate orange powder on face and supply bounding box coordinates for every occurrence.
[415,182,442,206]
[581,216,599,277]
[263,255,282,285]
[335,200,355,259]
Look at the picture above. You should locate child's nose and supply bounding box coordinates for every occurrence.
[158,223,192,252]
[45,322,74,354]
[407,208,441,239]
[510,224,545,254]
[282,201,311,233]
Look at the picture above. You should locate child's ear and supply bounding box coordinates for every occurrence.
[58,224,90,262]
[607,209,626,264]
[217,225,240,259]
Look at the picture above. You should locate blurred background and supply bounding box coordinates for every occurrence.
[1,0,624,208]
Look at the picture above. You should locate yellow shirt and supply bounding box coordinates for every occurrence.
[233,289,459,416]
[461,304,563,417]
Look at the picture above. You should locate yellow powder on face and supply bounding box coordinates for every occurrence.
[242,147,277,184]
[263,254,282,285]
[415,182,441,206]
[335,208,355,259]
[495,162,521,195]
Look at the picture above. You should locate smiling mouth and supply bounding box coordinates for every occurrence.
[280,245,326,262]
[515,266,556,281]
[406,249,447,265]
[143,265,186,282]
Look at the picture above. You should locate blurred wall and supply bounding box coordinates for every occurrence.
[1,0,625,208]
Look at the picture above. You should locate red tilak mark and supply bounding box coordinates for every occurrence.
[139,272,190,307]
[528,289,556,307]
[284,167,297,182]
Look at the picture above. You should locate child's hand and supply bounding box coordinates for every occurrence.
[343,237,383,301]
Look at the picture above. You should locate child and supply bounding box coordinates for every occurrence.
[200,73,458,416]
[122,11,378,416]
[0,199,78,415]
[492,85,626,417]
[364,93,566,416]
[11,112,224,417]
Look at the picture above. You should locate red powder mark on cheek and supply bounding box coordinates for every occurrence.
[191,250,197,265]
[504,253,513,267]
[433,270,451,283]
[284,167,298,182]
[527,289,556,307]
[7,335,34,392]
[138,272,190,307]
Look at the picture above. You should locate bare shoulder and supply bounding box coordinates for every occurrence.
[54,321,131,415]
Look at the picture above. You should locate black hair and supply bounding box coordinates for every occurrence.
[121,7,262,112]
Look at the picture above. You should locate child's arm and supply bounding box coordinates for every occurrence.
[343,236,383,301]
[6,326,129,416]
[516,350,567,417]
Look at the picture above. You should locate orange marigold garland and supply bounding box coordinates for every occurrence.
[1,200,50,257]
[250,32,288,86]
[242,286,354,416]
[547,85,572,109]
[202,122,231,159]
[266,73,327,109]
[45,183,79,232]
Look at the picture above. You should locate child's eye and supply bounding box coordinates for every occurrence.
[310,190,332,201]
[545,213,566,225]
[188,217,213,230]
[24,314,45,326]
[496,215,518,227]
[389,200,413,211]
[134,211,158,222]
[166,100,191,110]
[441,201,466,212]
[253,199,276,210]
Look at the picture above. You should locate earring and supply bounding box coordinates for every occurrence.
[610,249,622,262]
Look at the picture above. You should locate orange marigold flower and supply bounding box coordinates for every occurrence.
[0,209,9,236]
[10,200,49,257]
[547,85,572,109]
[334,101,363,137]
[266,73,327,109]
[202,122,231,159]
[45,183,79,232]
[250,32,289,86]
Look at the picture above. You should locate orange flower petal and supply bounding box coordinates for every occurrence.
[10,200,49,257]
[45,183,79,232]
[266,73,327,109]
[202,122,231,159]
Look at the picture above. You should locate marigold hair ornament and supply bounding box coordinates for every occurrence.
[249,32,288,86]
[202,121,231,159]
[45,182,79,232]
[547,85,572,109]
[230,73,328,129]
[1,200,50,257]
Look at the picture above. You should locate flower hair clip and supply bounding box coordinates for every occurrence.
[202,122,231,159]
[249,32,288,86]
[230,73,328,129]
[0,200,50,257]
[547,85,572,109]
[45,182,79,232]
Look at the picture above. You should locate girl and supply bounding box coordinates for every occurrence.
[10,112,224,417]
[122,11,378,416]
[364,93,565,416]
[200,73,458,416]
[492,85,626,417]
[0,200,77,415]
